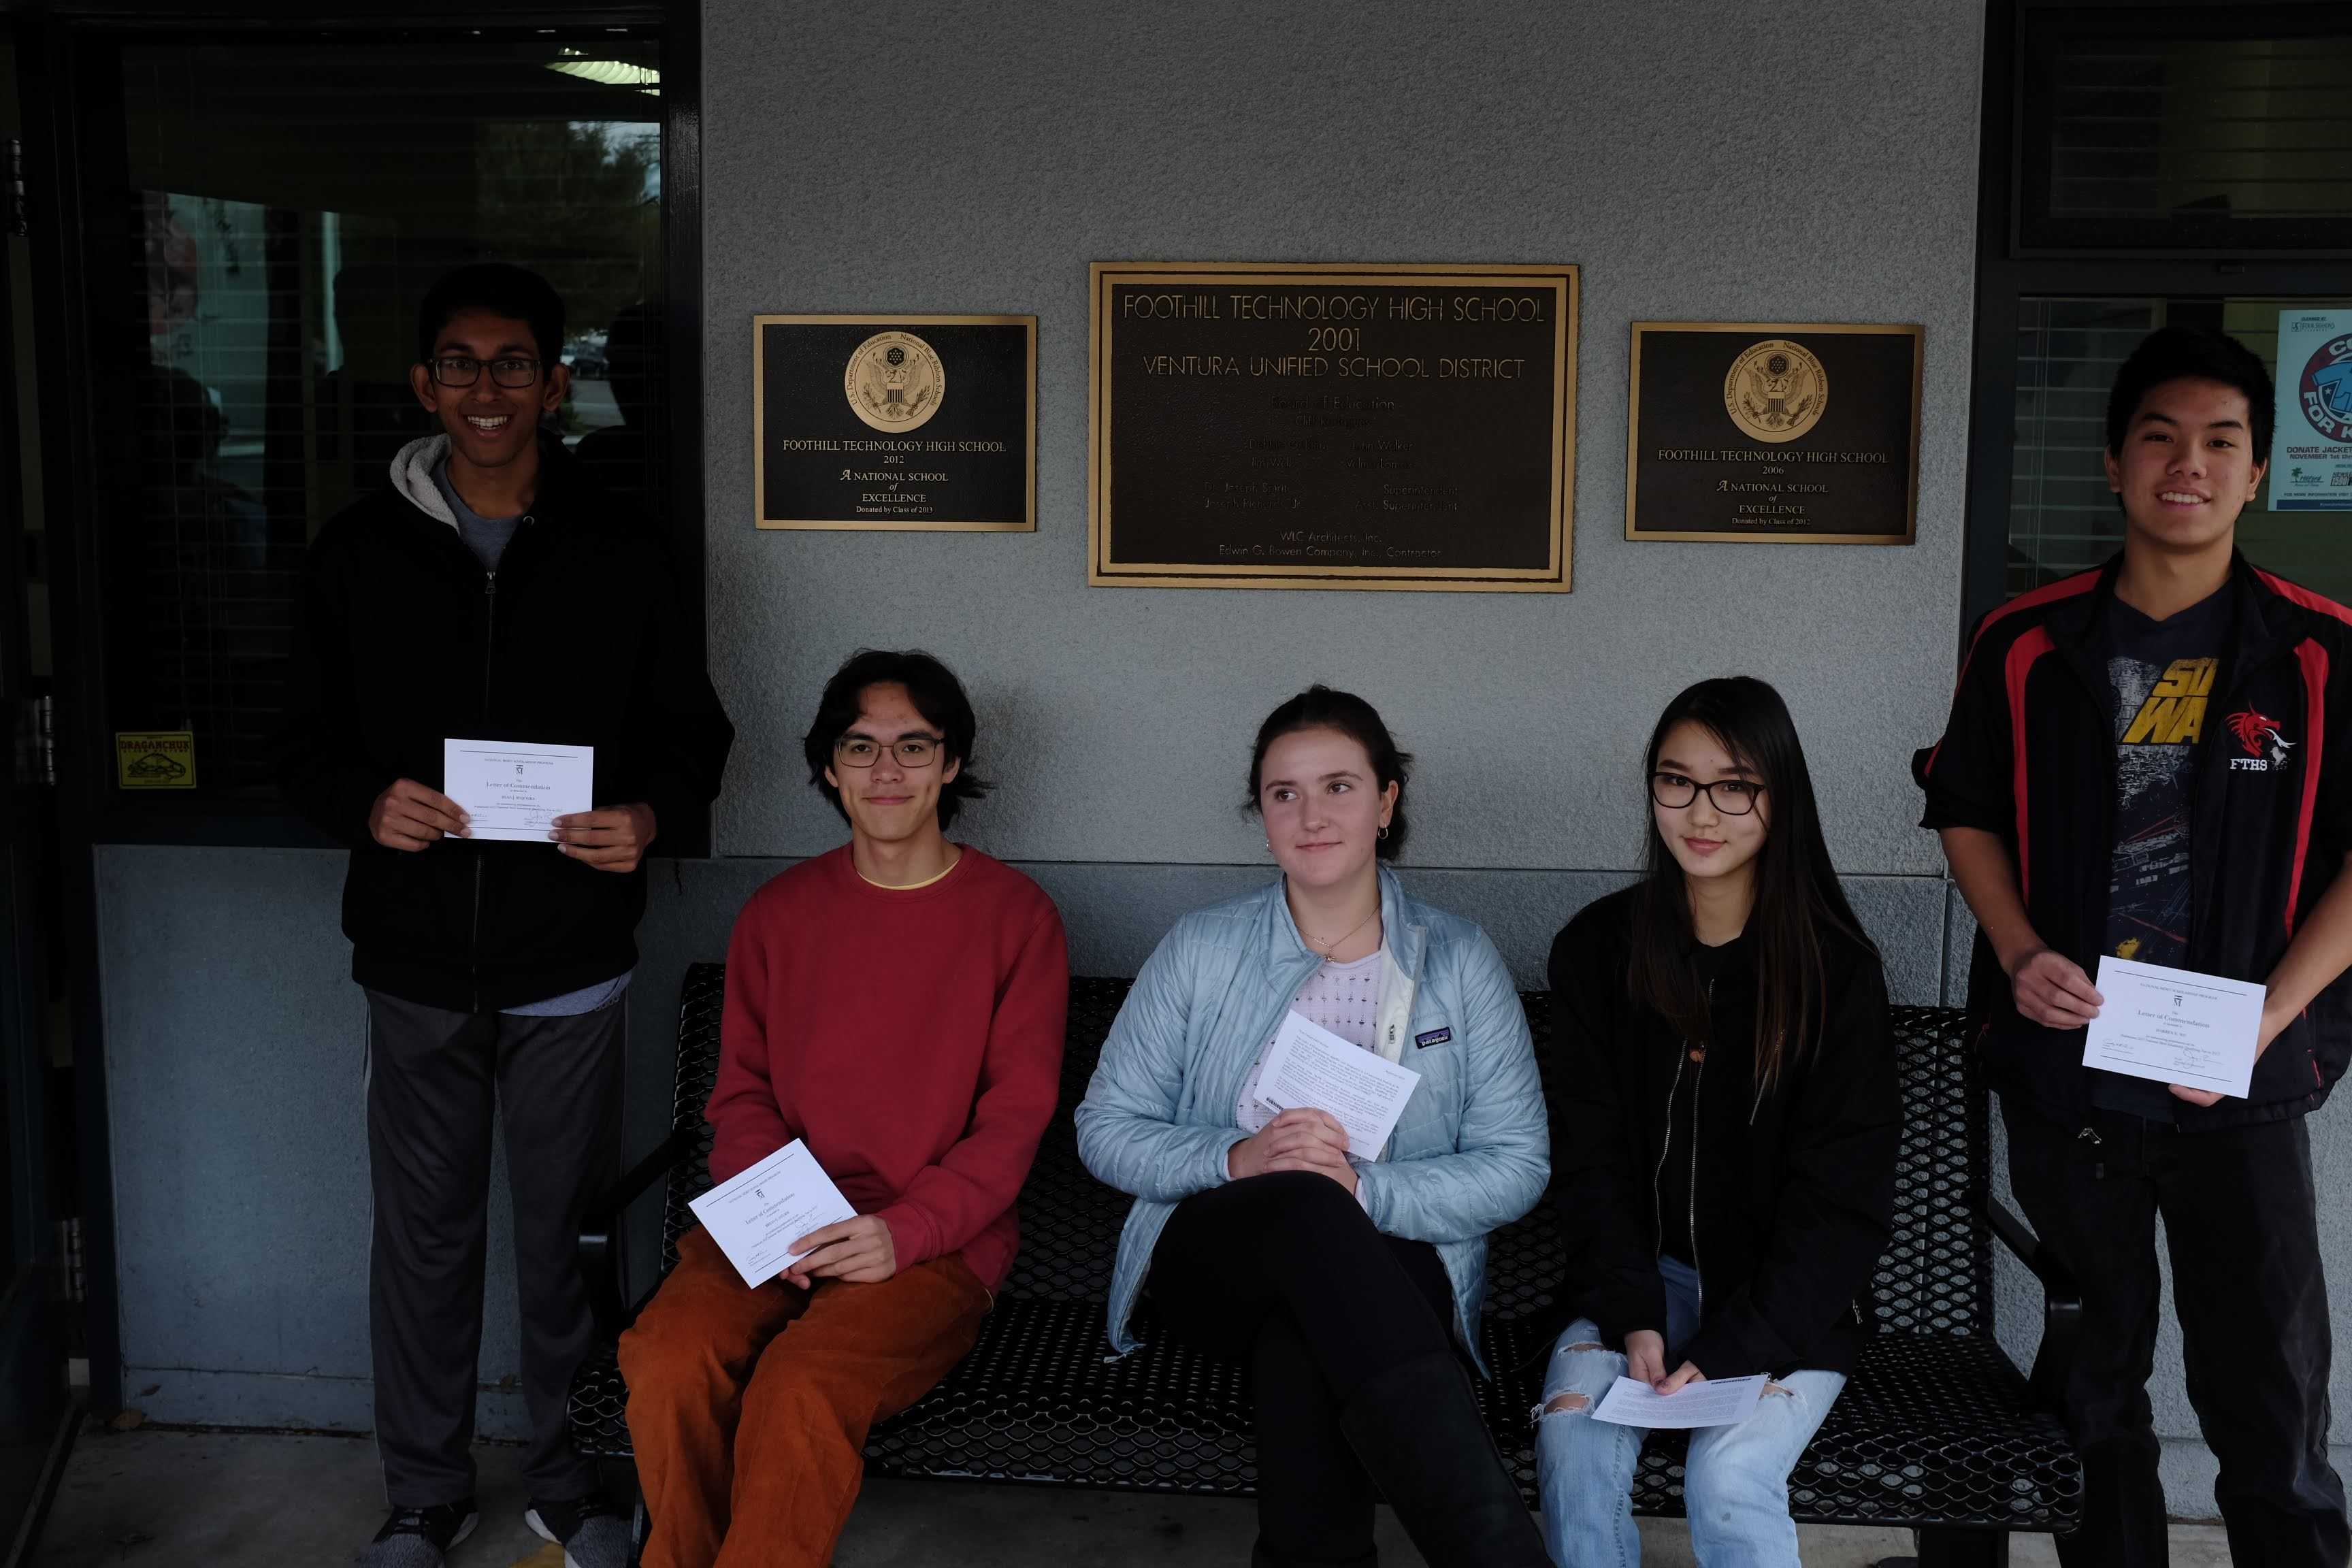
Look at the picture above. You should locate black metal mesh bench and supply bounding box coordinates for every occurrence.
[570,966,2081,1563]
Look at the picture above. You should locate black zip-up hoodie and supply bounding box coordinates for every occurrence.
[1546,887,1898,1379]
[278,434,735,1011]
[1914,552,2352,1129]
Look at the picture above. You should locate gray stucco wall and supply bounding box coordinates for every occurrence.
[702,0,1978,880]
[93,0,2344,1524]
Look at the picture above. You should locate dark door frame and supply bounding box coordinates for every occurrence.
[0,20,80,1561]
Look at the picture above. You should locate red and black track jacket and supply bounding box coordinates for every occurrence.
[1914,552,2352,1129]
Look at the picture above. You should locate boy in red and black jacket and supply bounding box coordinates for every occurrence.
[1918,327,2352,1567]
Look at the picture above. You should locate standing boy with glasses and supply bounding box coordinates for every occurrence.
[1918,325,2352,1565]
[280,262,735,1568]
[617,649,1068,1568]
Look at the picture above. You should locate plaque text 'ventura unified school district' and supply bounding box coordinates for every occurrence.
[1090,263,1578,591]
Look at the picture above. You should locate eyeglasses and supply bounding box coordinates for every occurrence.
[1650,772,1764,816]
[425,355,544,389]
[833,736,945,768]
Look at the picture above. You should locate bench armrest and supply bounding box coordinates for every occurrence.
[1987,1194,2082,1414]
[580,1127,698,1338]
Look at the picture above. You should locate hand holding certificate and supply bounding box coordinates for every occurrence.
[1254,1011,1422,1158]
[442,738,593,844]
[2082,956,2265,1101]
[687,1139,860,1289]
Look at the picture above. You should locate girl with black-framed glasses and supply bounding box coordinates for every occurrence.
[1534,675,1899,1566]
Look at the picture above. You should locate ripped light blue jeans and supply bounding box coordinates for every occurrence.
[1534,1255,1844,1567]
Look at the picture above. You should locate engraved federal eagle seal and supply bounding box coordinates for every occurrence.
[1724,338,1828,444]
[845,330,946,434]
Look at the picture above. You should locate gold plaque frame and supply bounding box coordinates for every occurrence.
[1089,262,1578,591]
[753,313,1038,532]
[1624,321,1923,545]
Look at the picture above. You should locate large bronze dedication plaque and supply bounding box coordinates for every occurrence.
[1090,263,1578,591]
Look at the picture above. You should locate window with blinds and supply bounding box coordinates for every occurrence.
[2008,294,2352,600]
[2020,14,2352,252]
[100,36,666,802]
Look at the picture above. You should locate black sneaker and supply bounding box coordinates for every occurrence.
[525,1492,630,1568]
[362,1497,478,1567]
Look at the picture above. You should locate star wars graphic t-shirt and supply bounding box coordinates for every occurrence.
[2093,586,2230,1120]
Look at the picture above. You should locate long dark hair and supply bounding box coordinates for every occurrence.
[1629,676,1872,1093]
[1243,686,1411,860]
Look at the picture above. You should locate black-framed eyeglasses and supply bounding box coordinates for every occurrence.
[833,735,945,769]
[425,355,544,389]
[1650,772,1764,816]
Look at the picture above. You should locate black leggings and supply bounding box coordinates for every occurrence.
[1149,1171,1460,1560]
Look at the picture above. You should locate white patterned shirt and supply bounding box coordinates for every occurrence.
[1236,950,1384,1132]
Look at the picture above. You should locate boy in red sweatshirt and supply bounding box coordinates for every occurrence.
[619,650,1068,1568]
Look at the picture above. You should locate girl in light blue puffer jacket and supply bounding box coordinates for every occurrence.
[1075,687,1550,1568]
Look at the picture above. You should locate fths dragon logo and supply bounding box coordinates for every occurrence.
[2227,709,2296,772]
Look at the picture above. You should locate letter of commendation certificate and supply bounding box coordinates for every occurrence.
[2082,957,2264,1100]
[687,1139,860,1289]
[442,738,593,843]
[1254,1011,1421,1158]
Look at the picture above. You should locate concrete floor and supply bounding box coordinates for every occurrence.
[30,1425,2237,1567]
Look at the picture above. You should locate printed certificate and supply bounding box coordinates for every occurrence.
[442,738,592,843]
[687,1140,860,1289]
[1254,1011,1422,1159]
[2082,957,2264,1100]
[1592,1373,1768,1429]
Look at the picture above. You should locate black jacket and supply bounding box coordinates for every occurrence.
[279,436,734,1011]
[1914,553,2352,1129]
[1546,887,1899,1379]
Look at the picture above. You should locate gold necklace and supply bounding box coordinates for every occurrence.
[1301,904,1380,960]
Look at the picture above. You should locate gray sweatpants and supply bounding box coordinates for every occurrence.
[364,988,624,1507]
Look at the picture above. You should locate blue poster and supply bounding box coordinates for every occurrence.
[2271,309,2352,512]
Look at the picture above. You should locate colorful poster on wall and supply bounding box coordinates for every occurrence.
[2270,309,2352,512]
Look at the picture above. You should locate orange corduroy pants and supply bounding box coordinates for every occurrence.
[617,1225,990,1568]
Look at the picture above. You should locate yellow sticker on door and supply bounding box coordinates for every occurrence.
[116,732,196,789]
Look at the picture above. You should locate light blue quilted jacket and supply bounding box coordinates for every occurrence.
[1073,867,1549,1372]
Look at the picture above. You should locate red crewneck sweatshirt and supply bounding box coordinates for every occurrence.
[705,845,1068,1292]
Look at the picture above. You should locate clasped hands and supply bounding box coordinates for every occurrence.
[2007,945,2285,1108]
[368,779,657,872]
[1228,1107,1357,1193]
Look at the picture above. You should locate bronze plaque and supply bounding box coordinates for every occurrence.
[1090,263,1577,591]
[753,314,1036,531]
[1625,322,1922,544]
